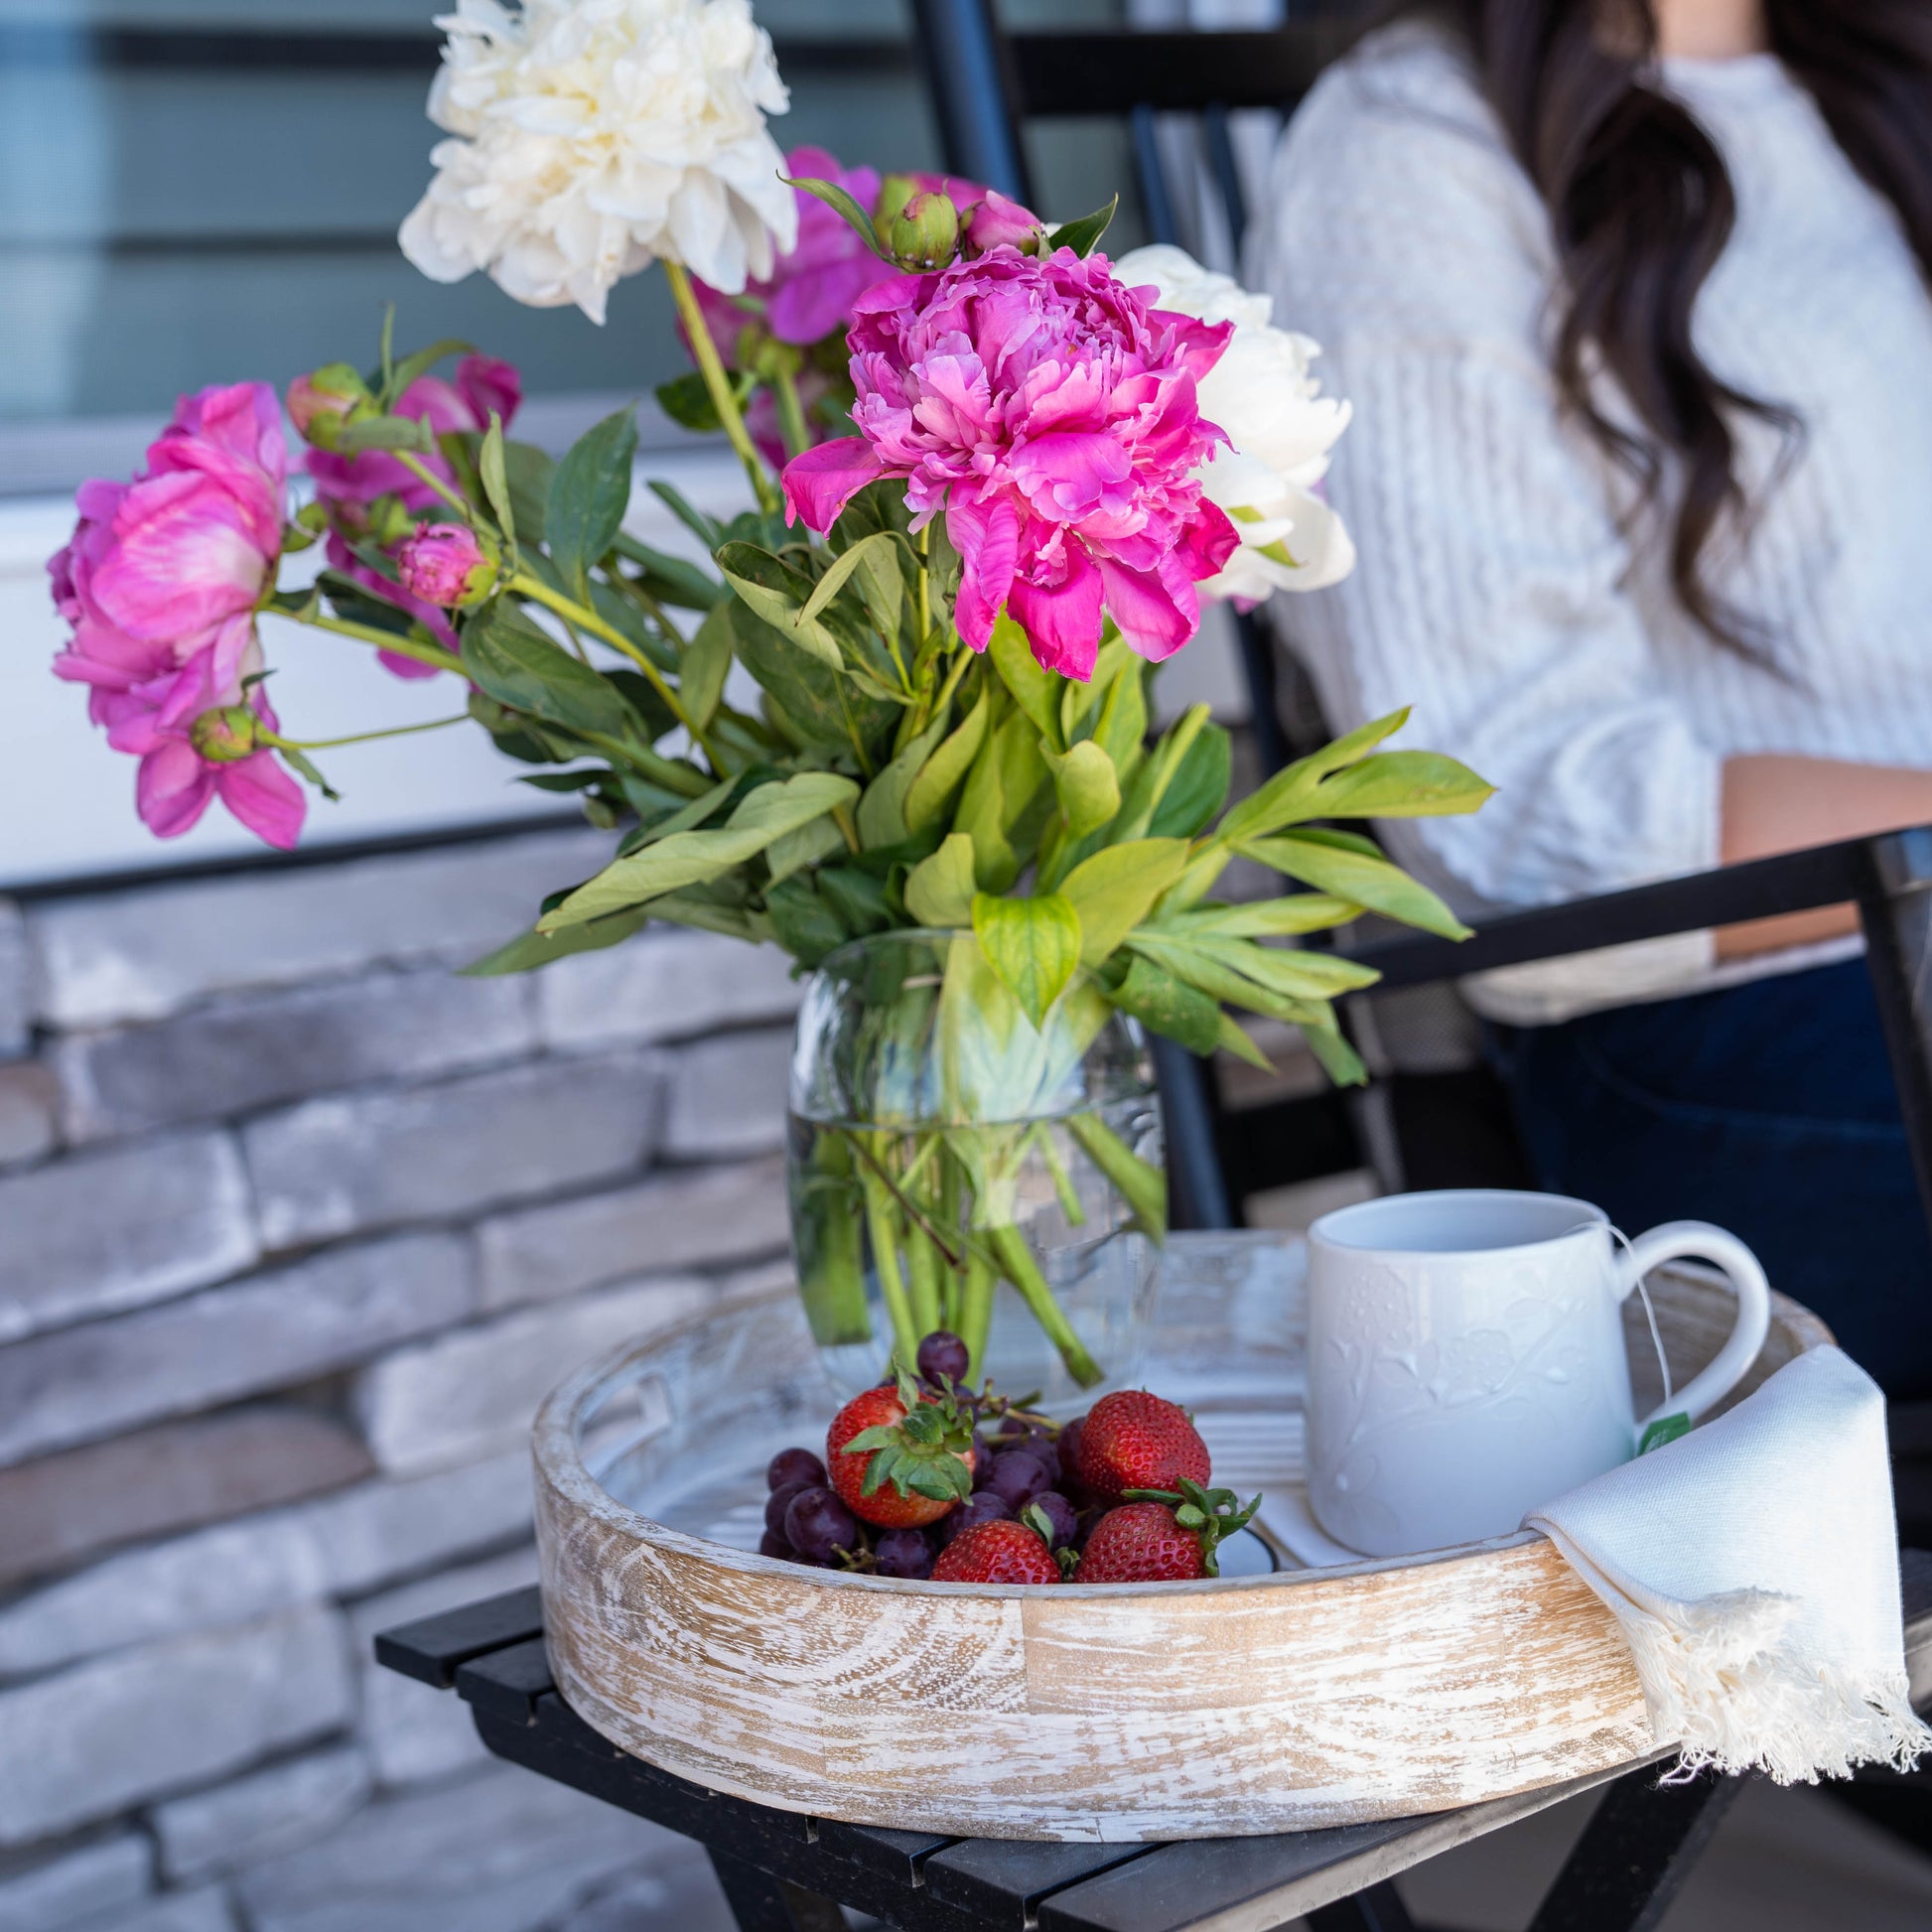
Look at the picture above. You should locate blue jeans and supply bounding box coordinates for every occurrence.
[1486,958,1932,1400]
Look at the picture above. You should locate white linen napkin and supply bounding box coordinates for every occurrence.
[1526,1345,1930,1783]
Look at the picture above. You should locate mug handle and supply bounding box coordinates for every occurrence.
[1614,1220,1773,1434]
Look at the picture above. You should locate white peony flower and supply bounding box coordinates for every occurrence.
[400,0,800,325]
[1116,243,1355,604]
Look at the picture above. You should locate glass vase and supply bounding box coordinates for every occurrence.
[786,929,1165,1410]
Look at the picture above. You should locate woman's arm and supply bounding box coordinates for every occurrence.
[1716,756,1932,957]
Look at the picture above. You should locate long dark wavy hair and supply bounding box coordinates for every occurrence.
[1417,0,1932,649]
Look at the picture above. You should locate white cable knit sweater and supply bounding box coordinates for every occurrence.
[1251,26,1932,1024]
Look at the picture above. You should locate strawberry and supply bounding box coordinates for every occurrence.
[930,1518,1060,1585]
[1075,1390,1210,1503]
[1075,1480,1260,1583]
[827,1368,977,1529]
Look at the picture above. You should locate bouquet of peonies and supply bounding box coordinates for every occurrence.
[48,0,1488,1387]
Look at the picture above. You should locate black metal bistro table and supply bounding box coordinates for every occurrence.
[376,1559,1932,1931]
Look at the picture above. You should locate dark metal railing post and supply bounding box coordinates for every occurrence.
[1151,1036,1237,1231]
[907,0,1035,206]
[1858,827,1932,1241]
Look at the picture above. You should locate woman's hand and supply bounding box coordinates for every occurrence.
[1717,755,1932,957]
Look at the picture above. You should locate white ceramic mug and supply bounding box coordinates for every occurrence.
[1305,1189,1772,1557]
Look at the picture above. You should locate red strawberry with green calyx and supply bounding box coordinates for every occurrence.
[930,1517,1060,1585]
[1075,1480,1261,1583]
[1075,1389,1210,1503]
[828,1368,978,1529]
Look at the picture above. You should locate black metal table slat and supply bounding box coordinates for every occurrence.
[454,1635,556,1725]
[920,1840,1160,1923]
[371,1584,542,1687]
[811,1820,959,1885]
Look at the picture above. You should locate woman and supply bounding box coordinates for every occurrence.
[1253,0,1932,1392]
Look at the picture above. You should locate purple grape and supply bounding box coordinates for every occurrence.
[916,1330,971,1387]
[982,1448,1052,1511]
[940,1491,1012,1547]
[1028,1490,1079,1550]
[1057,1416,1086,1492]
[873,1527,936,1580]
[766,1446,826,1492]
[764,1480,812,1535]
[783,1484,860,1562]
[758,1529,795,1561]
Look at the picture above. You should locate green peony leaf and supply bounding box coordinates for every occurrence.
[1147,723,1231,838]
[857,715,947,849]
[462,904,654,976]
[538,770,859,931]
[1154,895,1363,938]
[763,874,850,966]
[798,529,906,648]
[764,813,846,886]
[546,406,638,599]
[717,542,845,671]
[1046,739,1121,839]
[972,892,1083,1030]
[989,612,1063,752]
[903,683,990,832]
[953,709,1050,894]
[904,833,978,927]
[1106,954,1221,1055]
[1058,839,1189,965]
[1215,708,1412,844]
[1305,751,1495,821]
[479,415,515,547]
[463,602,631,741]
[677,599,735,731]
[1046,194,1119,257]
[1242,827,1471,939]
[784,175,895,262]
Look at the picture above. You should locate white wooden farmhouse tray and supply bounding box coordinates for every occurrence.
[532,1233,1830,1843]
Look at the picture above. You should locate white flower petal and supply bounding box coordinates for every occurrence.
[401,0,795,314]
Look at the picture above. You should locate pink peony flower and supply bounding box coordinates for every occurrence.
[693,147,888,358]
[960,191,1042,258]
[87,642,304,849]
[394,522,496,608]
[304,354,520,676]
[780,247,1239,680]
[50,381,287,701]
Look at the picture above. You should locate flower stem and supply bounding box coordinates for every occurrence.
[772,364,811,461]
[858,1150,921,1371]
[267,715,467,752]
[662,258,781,518]
[1065,1113,1169,1243]
[391,450,475,521]
[292,610,464,676]
[956,1245,996,1386]
[982,1223,1103,1390]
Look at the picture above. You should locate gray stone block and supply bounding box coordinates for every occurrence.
[301,1450,534,1597]
[235,1764,661,1932]
[0,1409,375,1593]
[0,1232,473,1468]
[0,902,26,1060]
[69,1888,235,1932]
[356,1274,713,1475]
[244,1053,666,1250]
[54,968,536,1144]
[552,1855,740,1932]
[0,1834,150,1931]
[154,1745,371,1885]
[349,1549,540,1787]
[477,1155,789,1310]
[664,1027,793,1159]
[28,827,608,1030]
[0,1451,531,1673]
[536,929,799,1051]
[0,1606,353,1846]
[0,1062,55,1171]
[0,1133,256,1343]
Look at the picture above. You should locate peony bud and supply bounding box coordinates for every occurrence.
[287,363,370,450]
[888,192,960,271]
[873,174,921,249]
[394,522,499,609]
[189,705,263,763]
[960,191,1045,259]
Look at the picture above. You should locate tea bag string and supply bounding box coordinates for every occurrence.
[1609,1220,1672,1408]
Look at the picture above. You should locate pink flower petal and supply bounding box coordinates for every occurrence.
[1099,556,1195,662]
[781,438,886,531]
[217,751,307,850]
[135,739,216,840]
[1009,544,1104,681]
[946,492,1021,653]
